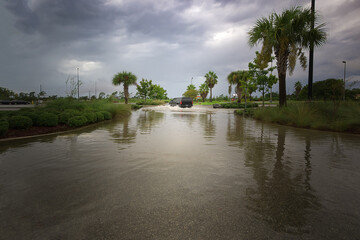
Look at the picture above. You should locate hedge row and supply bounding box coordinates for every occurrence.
[220,103,259,108]
[0,110,112,136]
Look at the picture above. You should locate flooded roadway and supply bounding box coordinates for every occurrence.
[0,105,360,239]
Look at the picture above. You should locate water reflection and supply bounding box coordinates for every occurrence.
[199,112,216,140]
[171,112,197,127]
[137,110,165,134]
[228,116,320,233]
[106,115,137,145]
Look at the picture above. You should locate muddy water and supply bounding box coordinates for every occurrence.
[0,105,360,239]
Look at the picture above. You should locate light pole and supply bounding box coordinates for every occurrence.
[308,0,315,101]
[191,77,193,85]
[342,61,346,101]
[77,67,80,100]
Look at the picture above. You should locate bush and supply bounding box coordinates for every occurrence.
[20,111,38,124]
[95,112,104,122]
[36,113,58,127]
[83,112,97,123]
[0,119,9,136]
[67,116,88,127]
[220,103,258,108]
[58,109,81,124]
[100,111,112,120]
[9,116,33,129]
[131,104,142,110]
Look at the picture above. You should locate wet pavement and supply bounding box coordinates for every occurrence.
[0,105,360,239]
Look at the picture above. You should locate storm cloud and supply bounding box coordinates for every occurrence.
[1,0,359,97]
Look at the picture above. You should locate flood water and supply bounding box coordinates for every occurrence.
[1,105,360,239]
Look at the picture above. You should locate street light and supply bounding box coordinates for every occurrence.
[342,61,346,101]
[308,0,315,101]
[77,67,80,100]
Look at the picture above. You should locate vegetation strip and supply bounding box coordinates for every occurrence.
[0,99,131,140]
[236,102,360,134]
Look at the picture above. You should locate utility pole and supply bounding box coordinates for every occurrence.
[95,80,97,98]
[343,61,347,101]
[77,67,80,100]
[307,0,315,101]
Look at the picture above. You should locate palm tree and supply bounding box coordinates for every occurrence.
[112,71,137,104]
[294,81,302,99]
[248,6,326,107]
[199,83,209,102]
[204,71,218,102]
[228,71,249,103]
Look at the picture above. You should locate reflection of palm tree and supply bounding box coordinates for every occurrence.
[137,110,165,134]
[171,113,197,128]
[226,114,245,147]
[199,112,216,139]
[245,128,320,233]
[110,115,137,144]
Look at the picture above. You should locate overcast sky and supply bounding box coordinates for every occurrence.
[1,0,359,98]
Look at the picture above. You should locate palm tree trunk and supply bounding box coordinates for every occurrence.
[236,84,242,103]
[210,88,213,102]
[124,84,129,104]
[276,50,289,107]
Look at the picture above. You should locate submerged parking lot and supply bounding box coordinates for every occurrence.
[1,105,359,239]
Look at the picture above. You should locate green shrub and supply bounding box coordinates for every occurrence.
[100,111,112,120]
[36,113,58,127]
[220,103,258,108]
[83,112,97,123]
[58,109,81,124]
[67,116,88,127]
[9,116,33,129]
[20,111,38,124]
[95,112,104,122]
[131,104,142,110]
[0,119,9,136]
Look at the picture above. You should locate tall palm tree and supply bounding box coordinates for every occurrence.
[112,71,137,104]
[204,71,218,102]
[248,6,326,107]
[294,81,302,98]
[199,83,209,102]
[228,71,248,103]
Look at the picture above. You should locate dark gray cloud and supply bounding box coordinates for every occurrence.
[1,0,359,97]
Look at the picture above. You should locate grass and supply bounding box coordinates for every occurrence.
[252,101,360,133]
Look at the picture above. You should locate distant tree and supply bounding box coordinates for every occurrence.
[298,79,344,101]
[239,70,251,106]
[38,90,46,99]
[183,89,198,99]
[204,71,218,102]
[199,83,209,102]
[136,79,154,102]
[187,84,196,91]
[248,6,327,107]
[227,71,241,103]
[294,81,302,99]
[228,71,247,103]
[112,71,137,104]
[151,84,168,100]
[228,85,232,99]
[98,92,106,99]
[66,75,82,98]
[0,87,13,99]
[248,52,278,106]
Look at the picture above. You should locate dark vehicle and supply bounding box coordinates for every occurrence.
[10,100,31,105]
[0,100,11,105]
[169,97,193,108]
